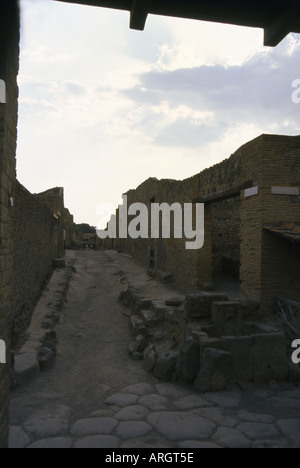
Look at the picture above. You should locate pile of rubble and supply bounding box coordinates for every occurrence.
[120,287,299,392]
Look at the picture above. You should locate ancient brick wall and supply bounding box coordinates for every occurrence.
[35,187,66,258]
[260,135,300,312]
[0,0,19,449]
[240,134,300,313]
[11,181,57,348]
[106,134,300,315]
[212,197,240,277]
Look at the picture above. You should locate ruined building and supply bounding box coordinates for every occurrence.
[102,134,300,316]
[111,134,300,391]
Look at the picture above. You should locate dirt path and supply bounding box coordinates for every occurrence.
[10,250,158,424]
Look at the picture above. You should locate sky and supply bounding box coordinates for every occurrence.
[17,0,300,228]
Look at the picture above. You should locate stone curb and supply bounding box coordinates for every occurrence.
[12,255,76,388]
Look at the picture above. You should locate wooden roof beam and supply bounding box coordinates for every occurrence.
[130,0,151,30]
[264,6,295,46]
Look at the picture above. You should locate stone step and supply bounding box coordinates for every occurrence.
[140,310,161,328]
[185,293,229,319]
[128,315,147,338]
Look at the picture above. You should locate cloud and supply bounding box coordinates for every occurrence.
[62,80,87,95]
[118,36,300,148]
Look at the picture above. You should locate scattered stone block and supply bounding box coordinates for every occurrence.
[52,259,65,269]
[194,348,233,392]
[165,298,184,307]
[143,345,158,372]
[140,310,160,328]
[119,287,141,308]
[128,315,147,338]
[253,333,288,382]
[211,301,243,337]
[136,298,153,311]
[185,293,228,319]
[175,337,200,384]
[221,335,254,382]
[38,342,57,371]
[153,351,179,381]
[147,269,173,284]
[128,335,147,355]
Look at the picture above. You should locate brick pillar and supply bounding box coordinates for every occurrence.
[240,135,300,314]
[0,0,19,449]
[260,136,300,313]
[239,136,264,303]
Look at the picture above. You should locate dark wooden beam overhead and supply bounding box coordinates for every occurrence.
[54,0,300,46]
[264,5,297,46]
[130,0,151,30]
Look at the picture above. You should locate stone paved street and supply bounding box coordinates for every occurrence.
[9,380,300,448]
[9,250,300,448]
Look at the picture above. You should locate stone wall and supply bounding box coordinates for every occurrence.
[11,182,74,347]
[0,0,19,449]
[212,198,240,277]
[11,182,56,347]
[102,134,300,315]
[239,135,300,313]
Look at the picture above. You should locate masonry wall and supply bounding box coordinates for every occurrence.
[212,197,240,277]
[260,135,300,311]
[107,134,300,315]
[11,181,56,348]
[240,134,300,312]
[35,187,66,258]
[115,151,242,291]
[0,0,19,449]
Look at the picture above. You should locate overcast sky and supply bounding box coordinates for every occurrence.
[17,0,300,227]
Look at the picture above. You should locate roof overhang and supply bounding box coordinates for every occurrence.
[54,0,300,46]
[264,224,300,244]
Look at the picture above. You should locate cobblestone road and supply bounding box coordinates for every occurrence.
[9,251,300,448]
